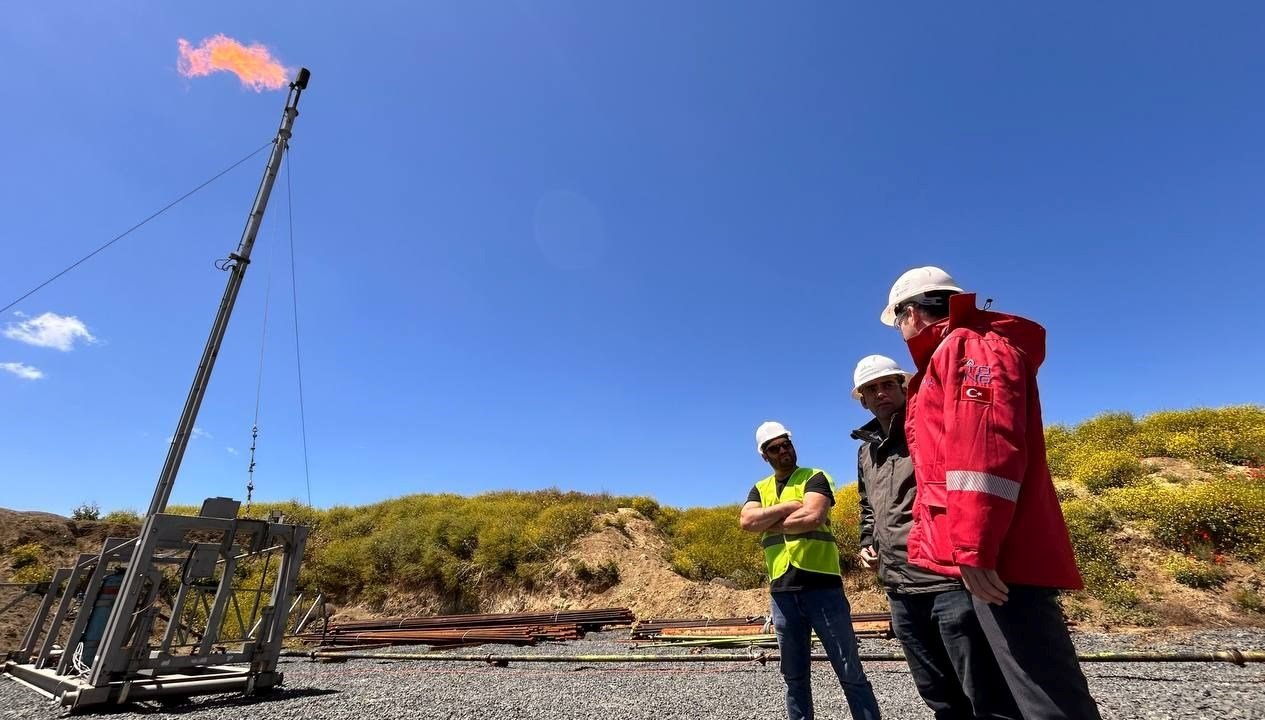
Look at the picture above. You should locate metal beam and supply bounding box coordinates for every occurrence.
[15,568,68,664]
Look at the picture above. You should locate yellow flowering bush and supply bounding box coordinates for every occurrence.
[1162,555,1230,589]
[1102,476,1265,559]
[1070,450,1145,493]
[1131,406,1265,467]
[666,505,765,588]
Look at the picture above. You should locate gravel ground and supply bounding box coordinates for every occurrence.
[3,629,1263,719]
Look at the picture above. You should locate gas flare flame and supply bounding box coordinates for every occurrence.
[177,34,290,92]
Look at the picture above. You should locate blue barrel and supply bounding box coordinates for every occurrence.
[79,568,126,666]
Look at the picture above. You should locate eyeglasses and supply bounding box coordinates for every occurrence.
[763,440,794,455]
[892,303,913,326]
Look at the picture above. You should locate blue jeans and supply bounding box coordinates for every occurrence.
[771,588,881,720]
[888,589,1020,719]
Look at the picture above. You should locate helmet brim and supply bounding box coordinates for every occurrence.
[880,284,964,326]
[851,371,915,399]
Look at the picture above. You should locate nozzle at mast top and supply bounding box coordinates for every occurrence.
[293,68,311,90]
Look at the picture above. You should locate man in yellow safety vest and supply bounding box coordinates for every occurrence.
[740,421,881,720]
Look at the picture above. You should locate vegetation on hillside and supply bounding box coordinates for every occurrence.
[203,491,657,612]
[1049,406,1265,623]
[9,405,1265,625]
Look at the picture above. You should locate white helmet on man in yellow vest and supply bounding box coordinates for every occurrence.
[754,421,791,455]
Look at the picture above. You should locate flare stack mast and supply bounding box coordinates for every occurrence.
[149,67,311,517]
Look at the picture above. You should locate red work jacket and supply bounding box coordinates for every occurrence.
[905,293,1082,589]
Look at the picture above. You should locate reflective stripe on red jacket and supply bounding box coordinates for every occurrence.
[904,293,1083,589]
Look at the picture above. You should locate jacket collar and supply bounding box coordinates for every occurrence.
[850,409,906,446]
[906,292,978,371]
[904,292,1048,372]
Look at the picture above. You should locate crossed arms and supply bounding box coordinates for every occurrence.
[739,491,832,534]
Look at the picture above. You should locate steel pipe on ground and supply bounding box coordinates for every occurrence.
[285,649,1265,665]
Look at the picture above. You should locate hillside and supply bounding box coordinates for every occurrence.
[3,405,1264,646]
[0,509,143,652]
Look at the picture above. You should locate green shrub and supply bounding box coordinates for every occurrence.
[600,514,631,537]
[8,543,51,584]
[1133,406,1265,468]
[10,563,53,584]
[306,535,370,597]
[1059,594,1093,622]
[1071,451,1145,493]
[524,502,596,555]
[1045,424,1077,478]
[1046,413,1141,487]
[1045,406,1265,480]
[831,483,863,571]
[298,489,640,610]
[71,502,100,521]
[1073,412,1139,454]
[1103,476,1265,559]
[472,517,524,575]
[242,499,326,528]
[8,542,42,570]
[1063,498,1118,534]
[1163,556,1230,589]
[1054,480,1082,502]
[101,509,142,524]
[1233,581,1265,614]
[1062,499,1134,610]
[1101,588,1156,626]
[667,505,764,588]
[628,496,662,522]
[651,506,683,535]
[571,559,620,591]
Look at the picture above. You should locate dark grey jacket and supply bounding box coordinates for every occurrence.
[854,412,959,595]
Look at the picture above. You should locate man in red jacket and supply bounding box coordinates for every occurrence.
[881,266,1100,720]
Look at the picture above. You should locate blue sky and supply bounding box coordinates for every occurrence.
[2,3,1263,514]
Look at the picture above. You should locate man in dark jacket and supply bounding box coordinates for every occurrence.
[853,354,1019,720]
[882,266,1100,720]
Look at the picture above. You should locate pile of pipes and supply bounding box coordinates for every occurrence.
[302,607,636,648]
[631,616,766,640]
[631,612,893,648]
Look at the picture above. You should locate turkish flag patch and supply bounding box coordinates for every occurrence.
[961,385,993,404]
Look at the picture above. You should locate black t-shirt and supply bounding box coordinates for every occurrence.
[746,471,842,592]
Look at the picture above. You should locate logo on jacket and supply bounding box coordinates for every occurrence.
[961,358,993,386]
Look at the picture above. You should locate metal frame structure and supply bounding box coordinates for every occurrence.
[6,500,308,708]
[3,68,313,711]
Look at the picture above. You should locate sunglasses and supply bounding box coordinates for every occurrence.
[764,440,794,455]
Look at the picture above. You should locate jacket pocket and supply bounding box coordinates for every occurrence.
[918,480,954,567]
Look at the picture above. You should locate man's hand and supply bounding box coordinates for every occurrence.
[960,566,1009,605]
[858,545,879,570]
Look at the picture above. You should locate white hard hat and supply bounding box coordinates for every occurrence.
[851,355,913,399]
[881,266,963,326]
[755,421,791,454]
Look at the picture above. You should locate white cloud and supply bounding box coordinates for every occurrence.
[226,446,239,455]
[0,362,44,380]
[166,427,212,444]
[4,312,97,351]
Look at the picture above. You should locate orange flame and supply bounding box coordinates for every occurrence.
[177,34,290,92]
